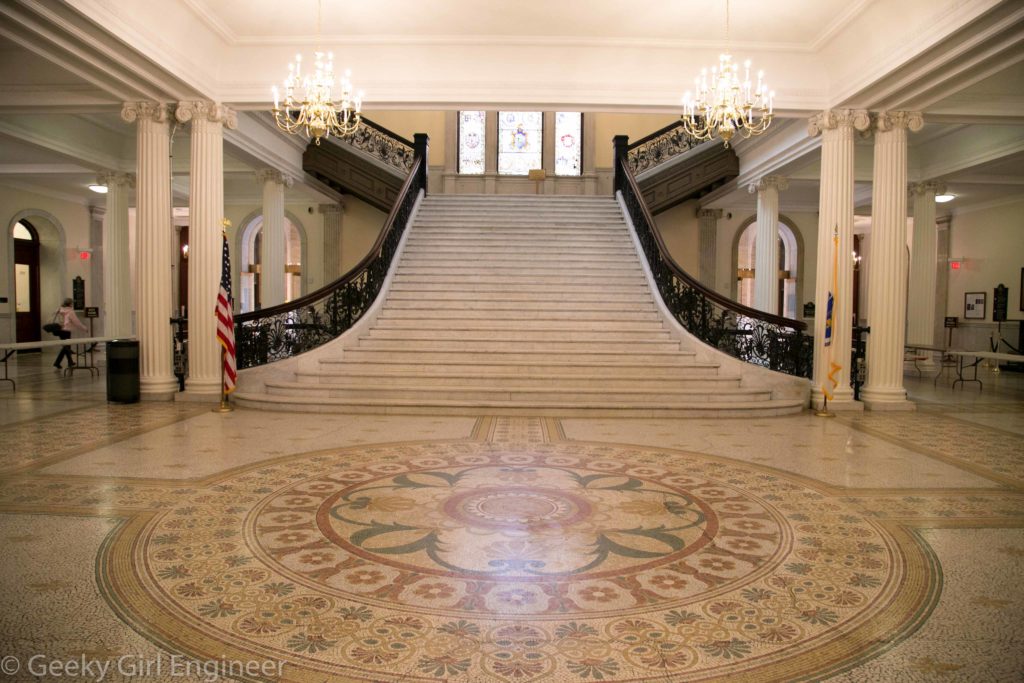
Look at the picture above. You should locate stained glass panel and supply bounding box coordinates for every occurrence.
[498,111,542,176]
[555,112,582,176]
[458,110,486,174]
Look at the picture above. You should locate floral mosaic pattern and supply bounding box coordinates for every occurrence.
[102,440,936,682]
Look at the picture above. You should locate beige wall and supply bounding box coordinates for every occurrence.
[1,185,93,342]
[361,110,447,166]
[653,200,700,276]
[592,114,679,167]
[340,197,388,274]
[946,197,1024,326]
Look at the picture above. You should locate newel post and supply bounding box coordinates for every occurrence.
[613,135,630,193]
[413,133,429,195]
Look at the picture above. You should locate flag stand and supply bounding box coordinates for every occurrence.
[214,346,233,413]
[815,395,835,418]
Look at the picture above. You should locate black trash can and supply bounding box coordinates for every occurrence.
[107,339,140,403]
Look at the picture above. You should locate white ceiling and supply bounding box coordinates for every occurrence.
[0,0,1021,214]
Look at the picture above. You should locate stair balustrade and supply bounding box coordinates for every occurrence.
[234,134,428,370]
[614,135,813,379]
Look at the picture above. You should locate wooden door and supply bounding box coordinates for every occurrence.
[14,222,41,348]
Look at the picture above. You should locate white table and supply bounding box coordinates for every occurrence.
[0,336,132,390]
[945,350,1024,390]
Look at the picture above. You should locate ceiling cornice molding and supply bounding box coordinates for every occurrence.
[0,163,94,175]
[0,178,90,207]
[0,119,124,173]
[807,0,875,52]
[949,192,1024,216]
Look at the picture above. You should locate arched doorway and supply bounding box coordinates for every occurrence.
[237,214,305,313]
[13,220,41,346]
[734,218,801,319]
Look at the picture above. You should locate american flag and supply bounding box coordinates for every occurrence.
[216,231,237,394]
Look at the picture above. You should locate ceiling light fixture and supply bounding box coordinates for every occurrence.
[681,0,774,148]
[935,193,956,203]
[271,0,362,144]
[88,183,108,194]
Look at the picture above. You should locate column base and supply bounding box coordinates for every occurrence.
[140,377,179,401]
[859,386,916,411]
[810,388,864,412]
[180,378,223,402]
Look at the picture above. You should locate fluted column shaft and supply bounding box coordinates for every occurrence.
[697,208,721,289]
[907,181,944,358]
[862,111,923,409]
[256,169,292,307]
[177,101,237,398]
[101,172,134,338]
[88,206,105,338]
[320,202,344,282]
[122,102,176,400]
[748,176,788,314]
[808,109,870,408]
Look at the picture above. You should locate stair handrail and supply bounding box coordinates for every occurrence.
[626,120,702,175]
[344,117,416,172]
[234,134,429,370]
[614,135,812,378]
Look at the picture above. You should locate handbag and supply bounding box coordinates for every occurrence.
[43,311,62,335]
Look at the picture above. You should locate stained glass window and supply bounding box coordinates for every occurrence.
[498,111,542,176]
[555,112,582,176]
[458,111,486,174]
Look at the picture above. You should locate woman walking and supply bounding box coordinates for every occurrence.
[53,298,87,369]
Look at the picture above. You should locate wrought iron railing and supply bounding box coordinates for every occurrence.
[346,118,415,172]
[234,134,428,369]
[626,120,701,175]
[614,135,812,378]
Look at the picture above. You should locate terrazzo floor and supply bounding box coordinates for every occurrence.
[0,351,1022,682]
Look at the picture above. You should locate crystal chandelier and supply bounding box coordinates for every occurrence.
[681,0,773,148]
[272,0,362,144]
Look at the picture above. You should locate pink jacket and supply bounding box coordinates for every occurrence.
[57,306,88,333]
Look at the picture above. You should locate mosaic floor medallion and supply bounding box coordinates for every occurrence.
[100,440,937,682]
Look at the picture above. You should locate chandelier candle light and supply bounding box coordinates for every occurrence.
[681,0,774,147]
[271,0,362,144]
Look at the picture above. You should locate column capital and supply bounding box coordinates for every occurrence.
[98,172,135,189]
[318,201,344,215]
[807,109,871,137]
[255,168,294,188]
[747,175,789,194]
[121,101,171,124]
[697,208,723,220]
[875,111,924,133]
[89,205,106,221]
[175,101,238,129]
[909,180,946,196]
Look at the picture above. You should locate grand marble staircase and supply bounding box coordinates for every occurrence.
[235,195,806,416]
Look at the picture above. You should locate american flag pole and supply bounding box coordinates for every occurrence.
[215,218,236,413]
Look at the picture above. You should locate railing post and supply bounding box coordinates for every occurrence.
[613,135,629,193]
[414,133,429,195]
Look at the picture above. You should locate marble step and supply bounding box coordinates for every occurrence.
[384,290,652,303]
[387,281,651,294]
[381,299,656,311]
[264,381,768,404]
[298,371,737,390]
[406,233,632,243]
[371,318,666,331]
[354,338,682,353]
[395,265,643,276]
[233,392,806,418]
[317,358,715,377]
[377,309,662,321]
[400,247,639,257]
[338,349,690,363]
[364,328,672,342]
[390,274,648,286]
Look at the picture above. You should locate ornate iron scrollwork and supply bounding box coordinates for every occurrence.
[615,147,812,379]
[235,138,426,370]
[627,121,700,174]
[346,120,415,172]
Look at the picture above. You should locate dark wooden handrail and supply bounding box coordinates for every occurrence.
[618,154,806,332]
[360,116,414,149]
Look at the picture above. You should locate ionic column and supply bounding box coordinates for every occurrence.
[747,176,788,314]
[100,172,135,338]
[176,101,237,399]
[320,201,344,282]
[861,111,923,410]
[697,208,722,289]
[808,109,871,410]
[907,180,945,365]
[88,205,106,338]
[256,169,293,307]
[121,102,177,400]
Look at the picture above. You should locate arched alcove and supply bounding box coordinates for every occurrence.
[235,210,309,313]
[6,209,67,343]
[731,214,805,319]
